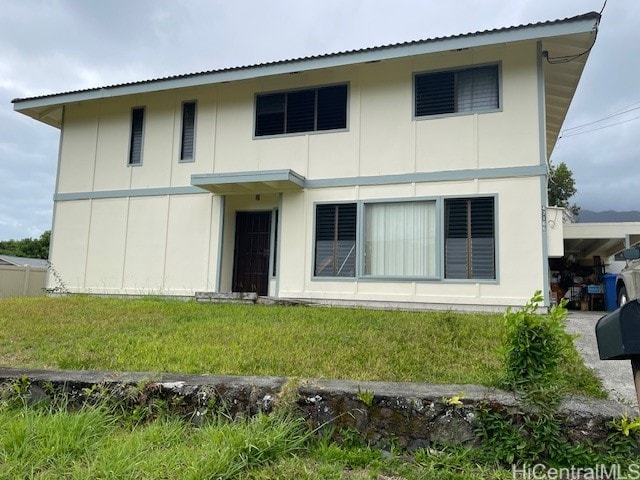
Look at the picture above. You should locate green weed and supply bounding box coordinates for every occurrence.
[356,386,374,407]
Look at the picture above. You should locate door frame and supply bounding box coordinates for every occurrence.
[232,210,273,296]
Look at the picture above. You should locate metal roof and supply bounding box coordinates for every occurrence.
[0,255,48,269]
[12,12,599,108]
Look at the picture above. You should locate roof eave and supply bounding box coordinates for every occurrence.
[12,13,600,117]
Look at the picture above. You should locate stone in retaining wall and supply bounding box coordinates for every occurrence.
[0,367,630,450]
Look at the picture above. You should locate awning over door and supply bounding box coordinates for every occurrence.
[191,169,306,195]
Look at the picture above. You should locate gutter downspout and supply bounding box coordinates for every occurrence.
[537,40,551,308]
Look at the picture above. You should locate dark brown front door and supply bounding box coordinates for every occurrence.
[232,211,272,296]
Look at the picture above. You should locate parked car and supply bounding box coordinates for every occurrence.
[617,247,640,306]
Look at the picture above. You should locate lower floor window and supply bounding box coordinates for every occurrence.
[444,197,495,280]
[364,201,436,277]
[312,196,496,281]
[314,203,356,277]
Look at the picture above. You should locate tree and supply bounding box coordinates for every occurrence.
[548,162,580,220]
[0,230,50,260]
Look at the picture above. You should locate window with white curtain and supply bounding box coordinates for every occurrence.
[364,201,437,277]
[415,65,499,117]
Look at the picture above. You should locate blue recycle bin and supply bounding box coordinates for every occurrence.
[603,273,618,312]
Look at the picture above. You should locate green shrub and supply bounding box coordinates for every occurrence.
[500,290,574,393]
[478,291,638,469]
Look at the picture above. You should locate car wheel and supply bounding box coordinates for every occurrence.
[618,286,628,307]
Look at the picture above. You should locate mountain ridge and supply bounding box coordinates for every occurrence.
[577,209,640,223]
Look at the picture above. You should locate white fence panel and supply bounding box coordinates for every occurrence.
[0,265,47,298]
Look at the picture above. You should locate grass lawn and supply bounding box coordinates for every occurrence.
[0,296,617,479]
[0,296,602,396]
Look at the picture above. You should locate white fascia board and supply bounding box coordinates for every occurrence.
[191,169,306,188]
[563,222,640,240]
[13,16,598,112]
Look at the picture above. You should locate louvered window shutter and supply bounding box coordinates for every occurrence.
[180,101,196,160]
[255,93,285,136]
[470,197,495,279]
[315,203,356,277]
[445,197,495,279]
[415,71,455,117]
[129,107,144,165]
[286,90,315,133]
[317,84,348,131]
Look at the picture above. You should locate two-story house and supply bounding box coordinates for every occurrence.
[12,12,599,310]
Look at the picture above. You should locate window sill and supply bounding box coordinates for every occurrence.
[413,107,502,122]
[253,127,349,140]
[442,278,498,284]
[309,276,499,284]
[359,275,440,282]
[311,276,356,282]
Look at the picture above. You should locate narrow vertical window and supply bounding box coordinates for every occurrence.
[180,101,196,161]
[445,197,495,280]
[314,203,357,277]
[129,107,144,165]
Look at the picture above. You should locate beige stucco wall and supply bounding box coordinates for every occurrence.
[49,39,548,307]
[275,175,544,308]
[546,206,565,258]
[50,194,220,295]
[51,173,545,307]
[56,41,540,194]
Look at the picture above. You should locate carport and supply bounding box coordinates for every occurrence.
[550,222,640,311]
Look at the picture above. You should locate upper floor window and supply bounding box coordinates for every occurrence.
[180,101,196,161]
[128,107,145,166]
[255,84,348,137]
[415,65,499,118]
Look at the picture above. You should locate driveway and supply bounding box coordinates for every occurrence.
[566,311,638,412]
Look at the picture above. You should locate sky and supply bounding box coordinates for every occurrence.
[0,0,637,241]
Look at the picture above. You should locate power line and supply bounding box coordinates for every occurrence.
[560,114,640,139]
[562,105,640,133]
[600,0,608,16]
[545,1,605,65]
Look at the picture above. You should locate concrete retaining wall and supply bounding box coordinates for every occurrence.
[0,367,628,450]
